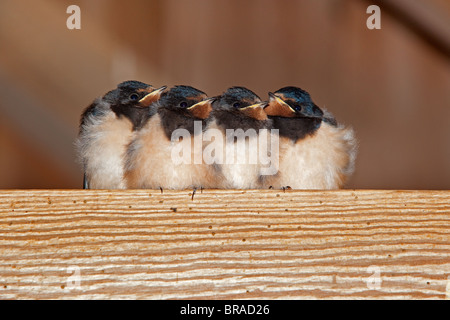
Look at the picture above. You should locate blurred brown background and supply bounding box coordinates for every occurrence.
[0,0,449,189]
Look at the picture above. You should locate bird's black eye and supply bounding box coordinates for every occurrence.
[294,105,302,112]
[129,93,140,101]
[179,101,188,108]
[233,102,241,108]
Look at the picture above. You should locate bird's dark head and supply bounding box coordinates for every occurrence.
[159,85,214,119]
[157,86,215,139]
[80,81,166,131]
[108,81,167,129]
[104,80,167,109]
[265,86,323,119]
[215,86,268,121]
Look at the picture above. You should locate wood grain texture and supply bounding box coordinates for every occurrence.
[0,189,448,300]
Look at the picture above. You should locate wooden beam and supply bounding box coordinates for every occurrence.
[372,0,450,59]
[0,189,449,299]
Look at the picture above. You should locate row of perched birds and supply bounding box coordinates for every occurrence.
[76,81,357,190]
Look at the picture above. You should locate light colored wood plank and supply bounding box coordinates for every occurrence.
[0,189,449,299]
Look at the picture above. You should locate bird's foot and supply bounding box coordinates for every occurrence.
[191,186,204,200]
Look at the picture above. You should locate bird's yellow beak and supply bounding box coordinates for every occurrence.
[264,92,296,117]
[240,102,268,121]
[139,86,168,107]
[187,97,216,119]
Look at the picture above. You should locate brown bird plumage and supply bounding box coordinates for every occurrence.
[75,81,166,189]
[263,87,357,189]
[206,87,276,189]
[124,85,218,190]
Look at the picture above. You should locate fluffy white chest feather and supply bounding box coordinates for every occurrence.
[77,112,133,189]
[274,123,356,189]
[125,116,218,189]
[206,120,272,189]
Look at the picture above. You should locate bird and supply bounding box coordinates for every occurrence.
[124,85,218,190]
[206,86,276,189]
[263,86,357,189]
[75,80,167,189]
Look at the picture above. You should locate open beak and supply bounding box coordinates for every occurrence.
[139,86,168,107]
[187,97,216,119]
[264,92,296,117]
[240,102,268,121]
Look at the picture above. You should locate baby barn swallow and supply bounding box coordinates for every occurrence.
[124,85,217,190]
[264,86,357,189]
[76,81,166,189]
[206,87,275,189]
